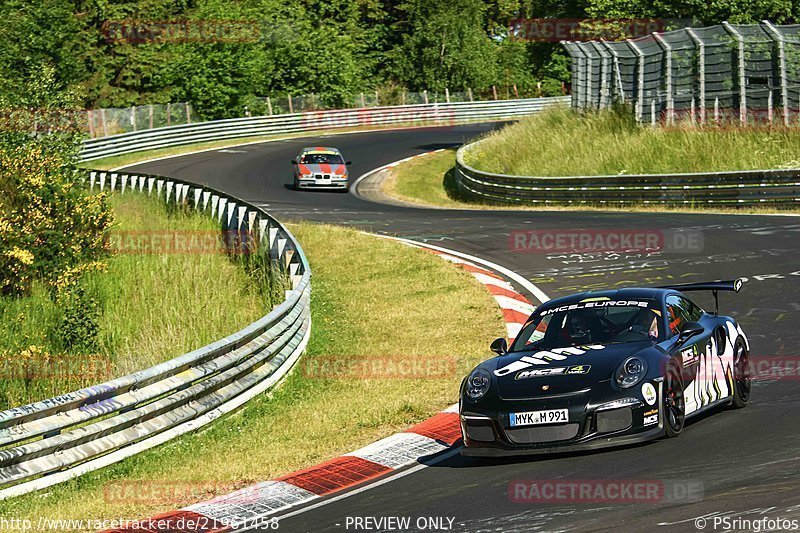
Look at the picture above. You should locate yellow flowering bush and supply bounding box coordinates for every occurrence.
[0,145,114,297]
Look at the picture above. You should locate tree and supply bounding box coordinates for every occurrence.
[392,0,499,92]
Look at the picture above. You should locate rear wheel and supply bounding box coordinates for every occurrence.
[731,338,751,408]
[663,363,685,438]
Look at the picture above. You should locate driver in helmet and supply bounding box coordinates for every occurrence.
[630,308,660,340]
[567,310,594,344]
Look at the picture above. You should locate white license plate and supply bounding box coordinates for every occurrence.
[510,409,569,427]
[317,178,331,185]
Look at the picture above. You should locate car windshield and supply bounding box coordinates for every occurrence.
[509,300,662,352]
[300,153,344,165]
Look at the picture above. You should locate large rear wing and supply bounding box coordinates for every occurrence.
[657,278,745,314]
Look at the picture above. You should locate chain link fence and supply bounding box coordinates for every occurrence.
[87,102,193,138]
[84,86,542,138]
[562,21,800,126]
[242,88,533,117]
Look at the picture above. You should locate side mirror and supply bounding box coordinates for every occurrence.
[345,160,352,165]
[677,321,704,344]
[290,160,297,165]
[490,337,508,355]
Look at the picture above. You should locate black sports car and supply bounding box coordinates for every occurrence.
[460,280,751,456]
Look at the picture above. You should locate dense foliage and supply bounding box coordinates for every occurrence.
[2,0,793,121]
[0,65,113,299]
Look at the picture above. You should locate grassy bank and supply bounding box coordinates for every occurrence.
[465,107,800,176]
[0,193,269,409]
[379,109,800,213]
[1,222,503,528]
[383,149,469,209]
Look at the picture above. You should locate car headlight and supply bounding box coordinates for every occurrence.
[466,368,491,401]
[615,356,647,388]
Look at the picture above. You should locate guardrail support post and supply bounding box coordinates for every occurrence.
[686,28,706,125]
[600,40,624,104]
[653,32,674,125]
[626,39,645,122]
[576,43,595,109]
[100,108,108,137]
[722,22,747,125]
[763,20,790,126]
[591,41,611,109]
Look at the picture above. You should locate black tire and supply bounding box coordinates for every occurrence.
[731,337,751,409]
[293,178,299,190]
[663,362,685,438]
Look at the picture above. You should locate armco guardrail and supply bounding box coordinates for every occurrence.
[80,97,569,161]
[0,169,310,499]
[456,139,800,207]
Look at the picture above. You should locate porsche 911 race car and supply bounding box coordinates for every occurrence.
[291,146,351,190]
[460,280,751,456]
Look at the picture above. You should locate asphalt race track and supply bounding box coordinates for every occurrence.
[127,124,800,532]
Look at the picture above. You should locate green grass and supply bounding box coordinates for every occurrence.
[465,106,800,176]
[384,149,470,209]
[0,193,269,409]
[0,222,503,528]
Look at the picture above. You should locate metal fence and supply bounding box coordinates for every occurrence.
[455,138,800,207]
[80,97,569,161]
[562,21,800,126]
[88,103,193,138]
[86,88,552,138]
[247,88,536,116]
[0,169,311,499]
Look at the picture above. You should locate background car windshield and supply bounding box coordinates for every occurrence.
[301,153,344,164]
[510,302,662,352]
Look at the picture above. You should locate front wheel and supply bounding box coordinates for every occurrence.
[663,363,685,438]
[730,337,751,408]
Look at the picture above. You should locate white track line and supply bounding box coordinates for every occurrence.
[372,234,550,304]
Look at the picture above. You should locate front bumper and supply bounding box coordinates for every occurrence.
[460,382,665,456]
[296,176,348,189]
